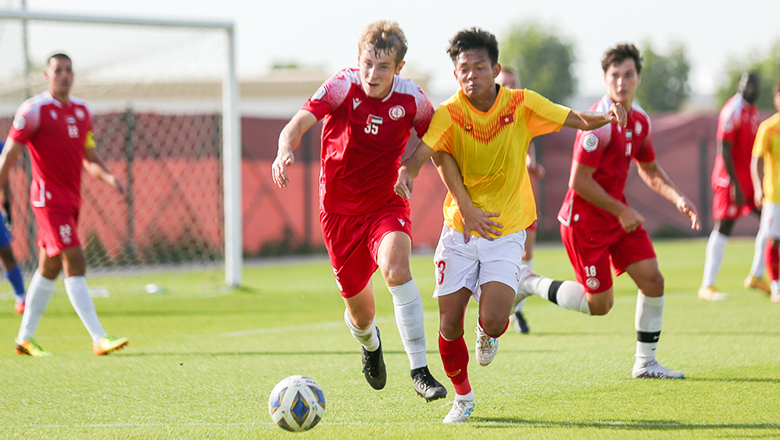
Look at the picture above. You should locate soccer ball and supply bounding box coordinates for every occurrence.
[268,375,326,432]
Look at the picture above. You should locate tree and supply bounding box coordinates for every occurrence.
[500,22,577,104]
[635,43,692,112]
[716,40,780,110]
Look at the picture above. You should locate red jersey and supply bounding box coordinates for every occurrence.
[713,93,760,192]
[8,92,95,209]
[302,68,434,215]
[558,96,656,230]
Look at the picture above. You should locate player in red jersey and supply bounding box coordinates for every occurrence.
[699,72,768,301]
[495,66,542,335]
[0,53,129,357]
[272,21,446,401]
[518,44,700,379]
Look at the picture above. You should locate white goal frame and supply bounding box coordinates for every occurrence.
[0,9,243,287]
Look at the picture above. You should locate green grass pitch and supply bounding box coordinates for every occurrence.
[0,238,778,439]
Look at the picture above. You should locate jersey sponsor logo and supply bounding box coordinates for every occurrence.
[583,133,598,152]
[75,108,85,120]
[366,115,383,125]
[388,105,405,120]
[50,109,58,120]
[66,116,76,124]
[311,86,326,101]
[12,114,25,130]
[500,114,514,126]
[586,277,600,290]
[353,98,361,109]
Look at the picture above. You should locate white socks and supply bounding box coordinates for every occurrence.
[17,272,56,342]
[525,274,591,315]
[702,230,728,287]
[64,276,106,342]
[635,291,664,364]
[750,225,768,278]
[389,279,427,370]
[344,308,380,352]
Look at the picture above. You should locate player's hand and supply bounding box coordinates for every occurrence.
[272,150,295,188]
[676,196,701,231]
[112,176,127,197]
[617,205,644,232]
[528,162,545,180]
[395,167,414,199]
[460,203,502,243]
[731,183,745,207]
[754,189,763,210]
[608,102,627,127]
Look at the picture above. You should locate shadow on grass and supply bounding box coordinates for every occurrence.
[117,350,410,357]
[684,377,780,384]
[471,417,780,430]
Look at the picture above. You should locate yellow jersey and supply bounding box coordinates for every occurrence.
[423,87,570,237]
[752,112,780,204]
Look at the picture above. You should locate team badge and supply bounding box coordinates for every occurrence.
[66,116,76,124]
[500,114,514,126]
[463,124,473,133]
[635,121,642,134]
[389,105,405,120]
[586,277,600,290]
[311,86,326,101]
[75,108,85,120]
[583,133,598,152]
[12,114,25,130]
[50,110,58,120]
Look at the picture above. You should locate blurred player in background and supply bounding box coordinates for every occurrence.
[750,81,780,303]
[396,28,625,423]
[699,72,767,301]
[272,21,447,402]
[0,53,129,357]
[0,140,26,314]
[494,65,543,334]
[525,43,699,380]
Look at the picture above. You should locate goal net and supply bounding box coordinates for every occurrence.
[0,11,241,286]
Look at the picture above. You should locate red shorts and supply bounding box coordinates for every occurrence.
[560,222,656,294]
[33,205,81,257]
[320,201,412,298]
[712,183,755,220]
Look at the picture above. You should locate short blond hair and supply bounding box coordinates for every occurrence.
[358,21,408,66]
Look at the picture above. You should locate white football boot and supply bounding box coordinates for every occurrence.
[443,398,475,424]
[632,359,685,379]
[474,324,498,366]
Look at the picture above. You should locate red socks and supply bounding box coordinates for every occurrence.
[438,333,471,395]
[766,240,780,281]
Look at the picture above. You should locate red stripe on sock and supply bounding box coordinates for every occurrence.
[438,333,471,395]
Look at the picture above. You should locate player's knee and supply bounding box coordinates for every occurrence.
[479,312,507,336]
[588,294,613,316]
[439,319,463,341]
[640,272,665,297]
[381,263,412,287]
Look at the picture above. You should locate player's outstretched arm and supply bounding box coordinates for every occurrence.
[273,110,317,189]
[395,140,435,199]
[750,155,764,209]
[564,103,627,131]
[571,161,644,232]
[431,151,502,242]
[0,138,24,190]
[636,160,701,230]
[83,148,126,196]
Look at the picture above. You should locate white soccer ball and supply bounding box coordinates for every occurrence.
[268,375,326,432]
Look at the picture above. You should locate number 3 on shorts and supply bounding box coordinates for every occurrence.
[436,260,446,285]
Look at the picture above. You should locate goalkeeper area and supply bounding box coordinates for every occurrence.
[0,10,241,285]
[0,239,778,438]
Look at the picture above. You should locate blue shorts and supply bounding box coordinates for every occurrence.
[0,212,11,248]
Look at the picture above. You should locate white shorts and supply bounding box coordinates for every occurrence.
[432,225,526,301]
[760,203,780,239]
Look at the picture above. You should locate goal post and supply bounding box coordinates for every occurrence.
[0,9,242,287]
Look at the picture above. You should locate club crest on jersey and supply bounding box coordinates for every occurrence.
[463,124,473,133]
[311,86,326,101]
[367,115,383,125]
[389,105,405,120]
[66,116,77,124]
[583,133,598,152]
[13,114,26,130]
[75,108,85,120]
[586,277,600,290]
[50,110,58,120]
[635,121,642,134]
[500,114,514,126]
